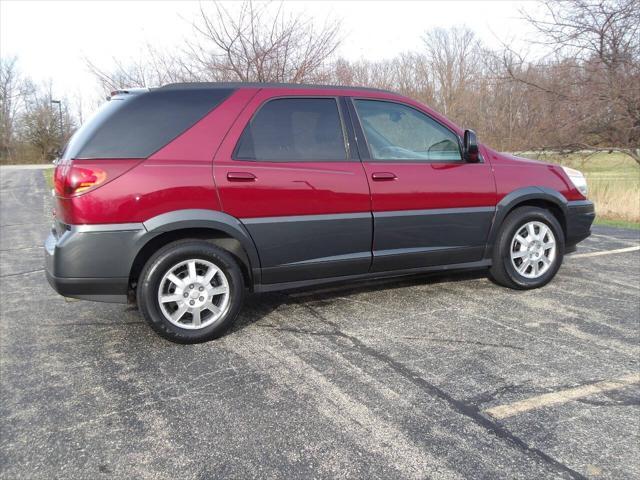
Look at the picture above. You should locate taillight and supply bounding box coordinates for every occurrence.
[67,167,107,194]
[53,159,141,198]
[55,165,107,196]
[53,165,66,195]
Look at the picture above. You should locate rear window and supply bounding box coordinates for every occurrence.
[234,98,347,161]
[63,88,234,160]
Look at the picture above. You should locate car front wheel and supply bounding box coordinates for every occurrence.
[489,206,565,289]
[137,240,245,343]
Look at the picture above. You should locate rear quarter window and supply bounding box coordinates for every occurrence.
[63,88,234,160]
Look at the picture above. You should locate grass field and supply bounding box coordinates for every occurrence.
[42,152,640,228]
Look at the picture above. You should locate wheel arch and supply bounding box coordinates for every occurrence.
[129,209,261,293]
[484,187,568,259]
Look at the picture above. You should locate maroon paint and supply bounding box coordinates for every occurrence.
[53,86,586,227]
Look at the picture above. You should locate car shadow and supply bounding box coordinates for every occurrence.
[228,268,490,335]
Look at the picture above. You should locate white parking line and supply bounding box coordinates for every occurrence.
[571,246,640,258]
[484,373,640,420]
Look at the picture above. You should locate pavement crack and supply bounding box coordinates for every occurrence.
[296,299,588,480]
[255,324,340,337]
[0,246,43,252]
[40,320,145,327]
[400,336,524,350]
[258,323,524,351]
[0,268,44,278]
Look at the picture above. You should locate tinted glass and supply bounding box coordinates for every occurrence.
[64,88,233,160]
[354,100,461,161]
[235,98,346,161]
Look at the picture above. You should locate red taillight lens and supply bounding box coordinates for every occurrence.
[54,165,66,195]
[67,167,107,194]
[55,165,107,196]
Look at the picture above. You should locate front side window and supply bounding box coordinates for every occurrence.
[235,98,347,161]
[354,100,462,162]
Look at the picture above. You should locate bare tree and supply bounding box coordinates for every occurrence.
[187,0,341,83]
[508,0,640,163]
[422,27,479,121]
[19,81,76,161]
[0,57,25,162]
[86,44,195,93]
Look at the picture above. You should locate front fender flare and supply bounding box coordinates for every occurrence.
[484,187,569,258]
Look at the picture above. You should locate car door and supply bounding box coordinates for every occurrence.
[214,91,372,285]
[349,97,497,272]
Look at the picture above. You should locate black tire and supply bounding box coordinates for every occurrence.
[137,240,245,343]
[489,206,565,289]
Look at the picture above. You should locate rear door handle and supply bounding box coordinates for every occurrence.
[371,172,397,181]
[227,172,256,182]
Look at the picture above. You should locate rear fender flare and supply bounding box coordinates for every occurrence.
[140,209,262,282]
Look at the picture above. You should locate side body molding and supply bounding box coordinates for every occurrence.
[141,209,262,281]
[483,186,569,259]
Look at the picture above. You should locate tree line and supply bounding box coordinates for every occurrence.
[1,0,638,165]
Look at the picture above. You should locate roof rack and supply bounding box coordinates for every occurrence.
[158,81,395,94]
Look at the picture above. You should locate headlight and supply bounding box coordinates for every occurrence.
[562,166,588,197]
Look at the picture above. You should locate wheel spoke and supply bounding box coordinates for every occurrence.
[517,260,530,274]
[167,273,184,288]
[188,261,197,282]
[515,234,529,247]
[512,250,528,259]
[171,303,189,322]
[160,294,182,303]
[209,285,228,296]
[533,261,540,276]
[527,223,536,239]
[202,266,219,285]
[543,241,555,249]
[540,255,551,266]
[539,225,549,241]
[192,309,201,327]
[204,302,221,316]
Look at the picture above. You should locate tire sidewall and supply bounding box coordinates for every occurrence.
[137,241,244,343]
[499,208,565,289]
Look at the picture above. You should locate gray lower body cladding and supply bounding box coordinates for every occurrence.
[44,201,594,302]
[242,212,373,284]
[44,223,145,303]
[242,207,495,285]
[565,200,595,247]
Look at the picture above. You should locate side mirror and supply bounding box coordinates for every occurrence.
[463,129,479,163]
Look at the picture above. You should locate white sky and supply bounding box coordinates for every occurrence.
[1,0,540,116]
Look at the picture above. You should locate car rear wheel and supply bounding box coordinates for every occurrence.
[489,206,565,289]
[137,240,244,343]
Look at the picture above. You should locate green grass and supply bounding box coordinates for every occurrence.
[43,168,54,190]
[593,217,640,229]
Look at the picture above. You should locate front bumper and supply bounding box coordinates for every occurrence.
[565,200,595,248]
[44,222,146,303]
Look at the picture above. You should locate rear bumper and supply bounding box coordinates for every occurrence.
[44,223,145,303]
[566,200,595,248]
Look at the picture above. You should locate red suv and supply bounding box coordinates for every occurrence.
[46,83,594,343]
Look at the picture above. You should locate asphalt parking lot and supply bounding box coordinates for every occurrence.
[1,166,639,480]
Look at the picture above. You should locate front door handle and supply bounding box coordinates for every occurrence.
[227,172,256,182]
[371,172,397,181]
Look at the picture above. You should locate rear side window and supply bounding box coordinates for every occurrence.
[354,99,461,162]
[235,98,347,161]
[63,88,233,160]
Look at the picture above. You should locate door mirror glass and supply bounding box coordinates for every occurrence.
[463,129,479,162]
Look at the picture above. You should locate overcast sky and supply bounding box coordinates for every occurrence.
[1,0,540,115]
